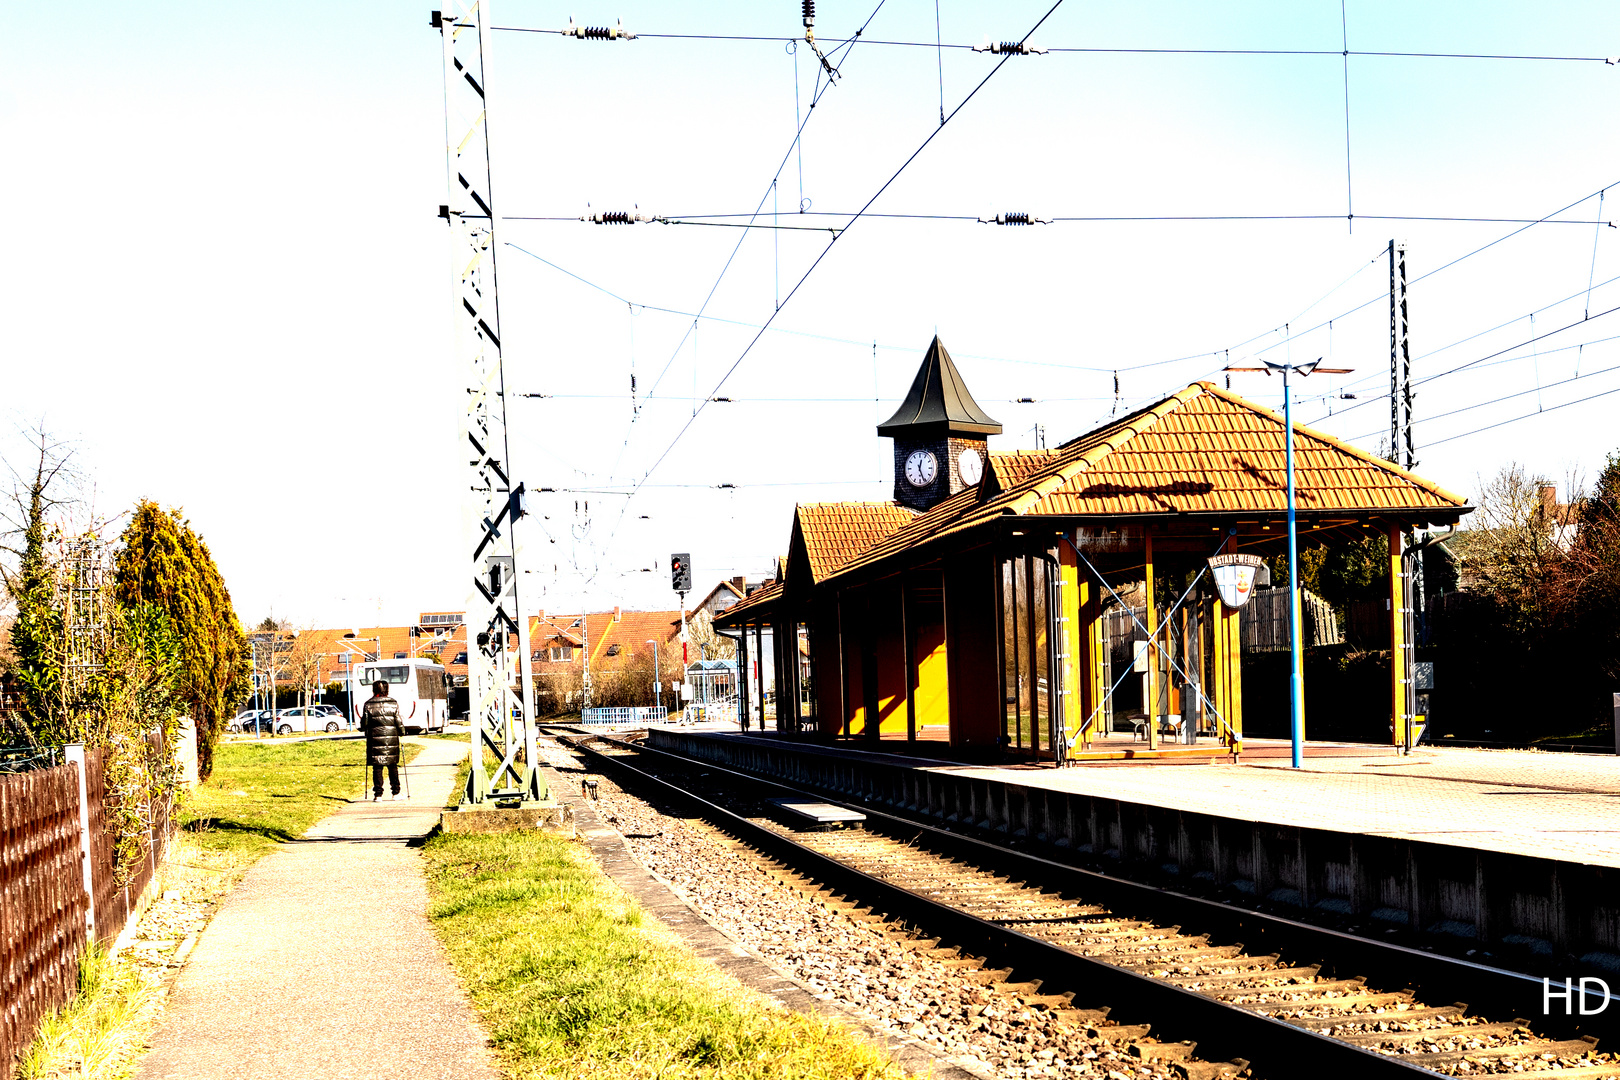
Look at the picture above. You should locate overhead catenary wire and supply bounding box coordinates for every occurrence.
[1420,377,1620,450]
[1303,267,1620,419]
[492,24,1620,63]
[507,210,1614,227]
[635,0,889,409]
[606,0,1069,547]
[1317,301,1620,426]
[1339,0,1354,232]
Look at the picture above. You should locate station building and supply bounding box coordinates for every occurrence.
[715,337,1471,762]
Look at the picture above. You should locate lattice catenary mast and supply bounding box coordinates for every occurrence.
[434,2,544,806]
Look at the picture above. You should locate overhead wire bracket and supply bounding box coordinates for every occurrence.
[974,37,1048,55]
[979,212,1053,225]
[564,17,635,40]
[582,209,657,223]
[801,0,838,82]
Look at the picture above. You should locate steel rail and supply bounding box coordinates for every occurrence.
[592,731,1620,1037]
[555,730,1491,1079]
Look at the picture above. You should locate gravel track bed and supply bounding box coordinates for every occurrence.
[539,738,1231,1080]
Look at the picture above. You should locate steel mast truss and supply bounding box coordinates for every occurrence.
[437,2,544,806]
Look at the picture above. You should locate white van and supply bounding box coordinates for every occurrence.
[353,658,450,734]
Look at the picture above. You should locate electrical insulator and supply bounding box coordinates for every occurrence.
[564,17,636,40]
[802,0,815,41]
[583,211,656,224]
[977,212,1052,226]
[973,38,1047,55]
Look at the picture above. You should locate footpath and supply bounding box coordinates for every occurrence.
[136,737,496,1080]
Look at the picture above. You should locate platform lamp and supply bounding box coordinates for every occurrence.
[1224,358,1353,769]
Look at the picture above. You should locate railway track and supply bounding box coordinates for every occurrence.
[550,727,1620,1080]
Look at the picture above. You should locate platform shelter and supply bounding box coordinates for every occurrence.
[716,341,1471,764]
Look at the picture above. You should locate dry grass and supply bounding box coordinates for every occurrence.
[14,947,164,1080]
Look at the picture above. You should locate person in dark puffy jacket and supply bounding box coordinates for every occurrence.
[359,680,405,801]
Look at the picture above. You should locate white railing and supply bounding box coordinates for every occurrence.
[578,706,668,725]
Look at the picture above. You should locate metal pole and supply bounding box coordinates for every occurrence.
[1389,240,1399,462]
[1398,242,1413,470]
[653,638,660,713]
[1285,368,1305,769]
[439,1,542,805]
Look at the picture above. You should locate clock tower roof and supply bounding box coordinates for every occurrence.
[877,336,1003,439]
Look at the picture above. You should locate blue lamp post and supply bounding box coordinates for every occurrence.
[1225,358,1352,768]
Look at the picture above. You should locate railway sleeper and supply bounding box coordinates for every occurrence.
[1337,1018,1529,1048]
[1207,976,1366,1001]
[938,955,988,971]
[1025,991,1077,1009]
[1165,964,1322,989]
[1286,1002,1469,1031]
[1088,1022,1151,1043]
[1482,1064,1620,1080]
[1124,952,1283,976]
[960,966,1016,986]
[990,979,1044,996]
[1051,1005,1111,1025]
[1078,934,1215,957]
[1255,989,1415,1012]
[1130,1039,1199,1063]
[1173,1060,1251,1080]
[1403,1034,1599,1068]
[1102,946,1249,968]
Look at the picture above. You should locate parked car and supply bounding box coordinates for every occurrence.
[276,707,347,735]
[236,710,281,735]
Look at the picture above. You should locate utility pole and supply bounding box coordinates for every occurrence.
[1388,240,1422,751]
[1388,241,1413,470]
[436,3,543,806]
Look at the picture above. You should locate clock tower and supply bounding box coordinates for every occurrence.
[878,336,1003,512]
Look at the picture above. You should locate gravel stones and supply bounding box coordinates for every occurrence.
[540,739,1199,1080]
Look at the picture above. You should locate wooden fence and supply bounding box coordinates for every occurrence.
[0,735,171,1072]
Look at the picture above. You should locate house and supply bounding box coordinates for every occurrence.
[528,607,683,678]
[692,576,771,618]
[716,336,1472,760]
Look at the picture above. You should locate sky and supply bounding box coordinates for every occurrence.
[3,1,1618,629]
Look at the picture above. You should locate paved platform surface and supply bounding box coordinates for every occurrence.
[136,737,496,1080]
[939,740,1620,868]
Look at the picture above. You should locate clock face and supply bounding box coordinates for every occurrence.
[904,449,938,488]
[958,447,983,486]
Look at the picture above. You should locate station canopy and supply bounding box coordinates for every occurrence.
[719,381,1470,625]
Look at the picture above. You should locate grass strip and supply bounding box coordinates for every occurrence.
[423,830,903,1080]
[15,945,164,1080]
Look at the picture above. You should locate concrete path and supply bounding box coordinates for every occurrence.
[137,737,497,1080]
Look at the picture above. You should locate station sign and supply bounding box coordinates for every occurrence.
[1207,553,1266,610]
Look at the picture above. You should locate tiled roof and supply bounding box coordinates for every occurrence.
[827,382,1470,583]
[795,502,916,583]
[987,450,1060,490]
[713,580,782,626]
[529,609,682,671]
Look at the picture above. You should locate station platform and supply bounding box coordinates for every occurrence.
[948,738,1620,870]
[643,726,1620,965]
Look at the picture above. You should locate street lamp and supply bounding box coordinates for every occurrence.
[1225,357,1352,769]
[342,629,382,729]
[646,638,660,712]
